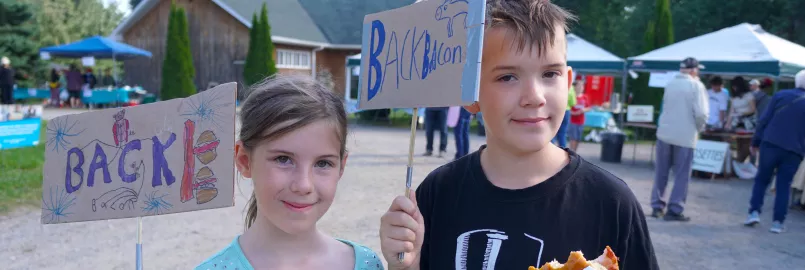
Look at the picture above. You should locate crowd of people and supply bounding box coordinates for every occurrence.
[47,64,116,108]
[651,57,805,233]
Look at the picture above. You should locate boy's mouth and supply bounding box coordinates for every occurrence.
[511,117,549,125]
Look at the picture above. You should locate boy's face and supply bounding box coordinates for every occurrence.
[478,26,569,153]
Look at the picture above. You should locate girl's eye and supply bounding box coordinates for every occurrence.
[543,71,561,79]
[274,156,292,165]
[315,160,334,168]
[497,74,517,82]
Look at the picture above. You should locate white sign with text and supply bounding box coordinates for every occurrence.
[627,105,654,122]
[692,140,730,174]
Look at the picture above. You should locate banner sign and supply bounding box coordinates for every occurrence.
[692,139,730,174]
[0,105,43,150]
[41,83,237,224]
[358,0,485,109]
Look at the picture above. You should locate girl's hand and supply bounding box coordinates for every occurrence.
[379,191,424,270]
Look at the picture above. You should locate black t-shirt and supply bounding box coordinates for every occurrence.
[416,146,659,269]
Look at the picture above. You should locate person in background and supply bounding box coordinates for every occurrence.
[725,76,756,163]
[744,70,805,234]
[0,56,16,105]
[650,57,709,222]
[49,68,61,107]
[83,68,97,89]
[453,107,471,160]
[101,68,115,87]
[706,76,730,130]
[65,64,83,108]
[750,79,770,118]
[568,79,589,152]
[424,107,449,157]
[553,81,576,148]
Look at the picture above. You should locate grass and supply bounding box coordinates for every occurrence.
[0,120,46,214]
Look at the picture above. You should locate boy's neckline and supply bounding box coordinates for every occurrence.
[469,145,580,202]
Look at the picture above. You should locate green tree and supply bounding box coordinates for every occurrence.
[630,0,673,112]
[243,3,277,86]
[160,2,195,100]
[0,0,40,87]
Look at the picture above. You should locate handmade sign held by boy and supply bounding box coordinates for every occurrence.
[41,83,237,224]
[358,0,485,109]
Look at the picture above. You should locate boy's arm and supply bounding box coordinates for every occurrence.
[618,198,660,270]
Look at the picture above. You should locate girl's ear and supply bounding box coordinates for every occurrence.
[338,152,349,178]
[464,102,480,114]
[235,141,252,178]
[567,66,574,89]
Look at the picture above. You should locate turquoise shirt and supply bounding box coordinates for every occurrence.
[196,236,384,270]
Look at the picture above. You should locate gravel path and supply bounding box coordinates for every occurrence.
[2,124,803,269]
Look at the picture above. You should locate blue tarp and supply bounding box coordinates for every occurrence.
[39,36,152,60]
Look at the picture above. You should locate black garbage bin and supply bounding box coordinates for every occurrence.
[600,132,626,163]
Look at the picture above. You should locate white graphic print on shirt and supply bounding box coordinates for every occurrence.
[454,229,545,270]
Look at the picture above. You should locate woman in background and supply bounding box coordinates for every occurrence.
[726,76,756,164]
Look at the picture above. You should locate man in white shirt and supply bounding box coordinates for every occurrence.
[707,76,730,129]
[651,57,709,222]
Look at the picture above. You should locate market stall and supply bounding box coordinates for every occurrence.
[625,23,805,177]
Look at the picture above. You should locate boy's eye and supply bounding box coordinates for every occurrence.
[543,71,561,79]
[274,156,292,165]
[315,160,335,168]
[496,74,517,82]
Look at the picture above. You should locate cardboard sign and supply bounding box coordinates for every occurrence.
[0,105,43,150]
[41,83,237,224]
[626,105,654,123]
[358,0,485,109]
[692,140,730,174]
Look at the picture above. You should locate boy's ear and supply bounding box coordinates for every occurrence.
[567,66,574,89]
[464,102,481,114]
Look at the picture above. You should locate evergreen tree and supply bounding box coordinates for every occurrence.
[243,13,260,86]
[261,4,278,79]
[630,0,674,121]
[160,2,195,100]
[0,0,39,87]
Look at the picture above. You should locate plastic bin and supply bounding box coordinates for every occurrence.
[600,132,626,163]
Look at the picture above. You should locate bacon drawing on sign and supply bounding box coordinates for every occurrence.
[112,110,129,146]
[180,120,196,202]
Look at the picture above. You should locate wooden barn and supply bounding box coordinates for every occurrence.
[110,0,414,98]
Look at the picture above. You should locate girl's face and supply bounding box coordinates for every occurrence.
[235,120,347,235]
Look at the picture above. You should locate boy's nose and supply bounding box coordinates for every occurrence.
[520,79,546,108]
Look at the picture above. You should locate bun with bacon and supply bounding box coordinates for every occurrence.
[528,246,619,270]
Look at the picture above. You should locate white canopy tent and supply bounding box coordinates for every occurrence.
[629,23,805,80]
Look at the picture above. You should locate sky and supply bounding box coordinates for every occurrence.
[102,0,132,16]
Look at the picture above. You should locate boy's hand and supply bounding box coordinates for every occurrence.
[380,190,425,270]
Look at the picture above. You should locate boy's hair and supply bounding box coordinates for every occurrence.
[238,74,348,229]
[486,0,577,56]
[709,76,723,86]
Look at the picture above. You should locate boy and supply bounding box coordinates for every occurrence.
[568,79,589,152]
[378,1,658,269]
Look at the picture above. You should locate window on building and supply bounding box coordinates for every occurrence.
[276,49,311,69]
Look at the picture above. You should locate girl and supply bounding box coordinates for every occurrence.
[197,75,383,269]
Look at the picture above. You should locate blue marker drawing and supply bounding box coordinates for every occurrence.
[435,0,469,38]
[142,190,173,215]
[180,90,232,131]
[41,186,77,223]
[46,115,86,153]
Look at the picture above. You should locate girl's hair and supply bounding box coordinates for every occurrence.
[730,76,750,97]
[238,74,348,229]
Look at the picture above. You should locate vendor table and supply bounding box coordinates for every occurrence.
[12,88,52,100]
[623,122,658,165]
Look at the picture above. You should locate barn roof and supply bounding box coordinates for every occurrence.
[111,0,416,49]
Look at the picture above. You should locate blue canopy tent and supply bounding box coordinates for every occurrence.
[40,36,152,84]
[39,36,152,60]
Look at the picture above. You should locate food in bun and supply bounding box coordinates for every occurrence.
[529,246,619,270]
[194,130,220,165]
[195,166,218,204]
